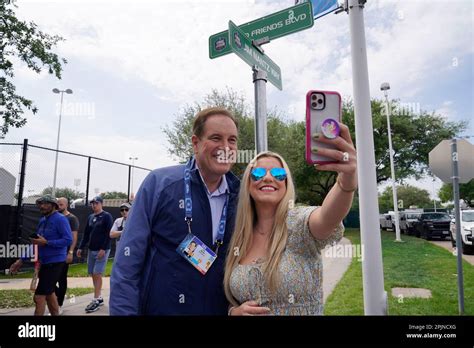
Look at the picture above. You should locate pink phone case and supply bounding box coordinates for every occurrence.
[305,90,342,165]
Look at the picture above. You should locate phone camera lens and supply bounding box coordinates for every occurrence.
[311,102,317,108]
[317,99,323,104]
[311,94,317,100]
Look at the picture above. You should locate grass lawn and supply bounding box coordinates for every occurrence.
[0,288,94,308]
[0,260,113,279]
[324,228,474,315]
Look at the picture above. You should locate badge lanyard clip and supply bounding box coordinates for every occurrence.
[183,157,229,255]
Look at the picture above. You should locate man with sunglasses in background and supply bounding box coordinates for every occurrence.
[110,202,131,244]
[110,107,240,315]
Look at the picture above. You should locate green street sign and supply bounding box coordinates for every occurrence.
[228,20,282,90]
[209,2,313,59]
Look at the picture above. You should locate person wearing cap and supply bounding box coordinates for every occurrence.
[9,195,72,316]
[77,195,113,313]
[110,107,240,315]
[110,202,131,242]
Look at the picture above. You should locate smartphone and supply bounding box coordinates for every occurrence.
[305,90,342,165]
[29,233,39,239]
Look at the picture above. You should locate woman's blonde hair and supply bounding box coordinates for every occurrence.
[223,151,295,306]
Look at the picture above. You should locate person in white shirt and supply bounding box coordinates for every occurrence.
[110,202,131,242]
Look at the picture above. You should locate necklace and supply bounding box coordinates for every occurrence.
[252,257,264,264]
[255,226,269,236]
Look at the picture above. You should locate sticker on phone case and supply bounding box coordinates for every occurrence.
[176,234,217,275]
[321,118,340,139]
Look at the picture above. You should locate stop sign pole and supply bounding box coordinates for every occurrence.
[451,138,465,315]
[429,137,474,315]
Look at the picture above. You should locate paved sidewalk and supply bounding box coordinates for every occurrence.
[1,237,353,315]
[0,277,108,290]
[322,237,353,302]
[429,240,474,266]
[0,278,110,316]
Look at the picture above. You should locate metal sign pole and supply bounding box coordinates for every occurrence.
[451,138,465,315]
[347,0,387,315]
[253,66,268,153]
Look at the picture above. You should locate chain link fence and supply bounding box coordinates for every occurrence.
[0,139,151,207]
[0,139,152,269]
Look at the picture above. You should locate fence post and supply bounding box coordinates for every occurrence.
[127,165,131,201]
[85,157,91,203]
[16,139,28,242]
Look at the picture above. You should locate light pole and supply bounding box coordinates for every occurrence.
[129,156,138,197]
[51,88,73,197]
[380,82,401,242]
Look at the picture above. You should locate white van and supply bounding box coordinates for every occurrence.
[450,209,474,254]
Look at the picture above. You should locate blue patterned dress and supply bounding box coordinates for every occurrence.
[229,206,344,315]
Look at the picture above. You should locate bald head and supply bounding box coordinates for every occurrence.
[57,197,69,213]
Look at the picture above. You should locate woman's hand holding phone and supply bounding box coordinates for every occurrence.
[305,89,357,191]
[312,122,358,190]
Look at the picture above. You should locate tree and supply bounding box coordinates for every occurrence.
[100,191,128,199]
[378,184,432,213]
[0,0,67,136]
[438,179,474,207]
[41,187,84,202]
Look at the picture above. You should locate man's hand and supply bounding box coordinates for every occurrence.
[76,249,82,258]
[230,301,271,316]
[30,235,47,246]
[66,253,73,264]
[97,249,105,260]
[9,259,23,275]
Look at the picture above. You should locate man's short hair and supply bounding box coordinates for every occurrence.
[192,107,238,138]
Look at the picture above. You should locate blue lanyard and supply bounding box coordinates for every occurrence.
[184,158,229,253]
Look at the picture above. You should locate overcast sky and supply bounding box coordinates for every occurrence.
[1,0,472,201]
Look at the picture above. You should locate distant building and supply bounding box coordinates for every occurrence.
[0,168,16,205]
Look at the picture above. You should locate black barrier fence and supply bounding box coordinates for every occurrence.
[0,139,152,244]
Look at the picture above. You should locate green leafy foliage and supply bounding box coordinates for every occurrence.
[0,0,67,136]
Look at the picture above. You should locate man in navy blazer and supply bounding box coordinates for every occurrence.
[110,107,240,315]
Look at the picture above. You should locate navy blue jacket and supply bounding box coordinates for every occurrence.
[110,158,240,315]
[78,211,113,251]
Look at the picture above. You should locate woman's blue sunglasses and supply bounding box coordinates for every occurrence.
[250,167,287,181]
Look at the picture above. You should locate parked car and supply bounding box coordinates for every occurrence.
[380,213,393,231]
[450,210,474,254]
[401,212,422,235]
[380,211,406,232]
[413,212,451,240]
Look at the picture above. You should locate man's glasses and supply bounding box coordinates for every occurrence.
[120,209,129,212]
[250,167,287,182]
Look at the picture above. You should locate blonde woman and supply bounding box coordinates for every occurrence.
[224,124,357,315]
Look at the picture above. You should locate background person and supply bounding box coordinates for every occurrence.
[10,195,72,316]
[55,197,79,314]
[110,202,131,241]
[77,196,113,313]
